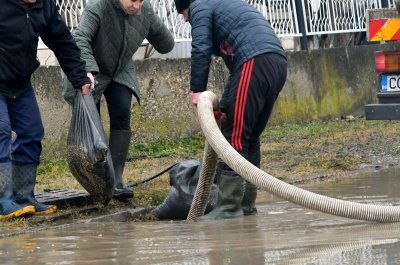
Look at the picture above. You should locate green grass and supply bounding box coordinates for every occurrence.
[262,119,396,143]
[259,118,400,179]
[128,132,205,159]
[34,117,400,192]
[37,159,69,175]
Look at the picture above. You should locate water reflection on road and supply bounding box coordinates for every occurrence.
[2,168,400,264]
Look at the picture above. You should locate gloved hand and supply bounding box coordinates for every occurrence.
[214,111,222,120]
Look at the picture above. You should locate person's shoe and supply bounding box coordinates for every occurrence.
[0,162,35,221]
[12,164,57,216]
[0,205,35,221]
[113,187,134,200]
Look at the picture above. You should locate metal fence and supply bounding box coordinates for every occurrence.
[38,0,397,55]
[303,0,396,35]
[54,0,397,39]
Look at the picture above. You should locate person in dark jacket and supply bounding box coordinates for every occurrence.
[174,0,287,220]
[0,0,92,221]
[63,0,175,200]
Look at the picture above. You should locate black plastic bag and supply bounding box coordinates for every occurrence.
[152,160,218,220]
[66,93,114,205]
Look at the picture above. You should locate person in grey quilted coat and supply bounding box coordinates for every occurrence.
[63,0,174,200]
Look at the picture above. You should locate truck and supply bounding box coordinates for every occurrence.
[365,6,400,120]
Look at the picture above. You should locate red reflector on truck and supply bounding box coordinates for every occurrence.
[375,51,400,73]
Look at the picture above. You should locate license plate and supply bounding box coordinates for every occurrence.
[380,74,400,92]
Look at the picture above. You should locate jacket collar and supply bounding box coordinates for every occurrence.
[15,0,43,10]
[111,0,127,15]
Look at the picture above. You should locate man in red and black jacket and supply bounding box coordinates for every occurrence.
[174,0,287,220]
[0,0,92,220]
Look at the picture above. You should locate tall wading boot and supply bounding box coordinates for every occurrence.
[109,130,133,200]
[12,164,57,216]
[0,163,35,221]
[198,166,245,221]
[243,142,261,216]
[242,181,258,215]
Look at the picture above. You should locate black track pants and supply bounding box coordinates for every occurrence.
[222,53,287,168]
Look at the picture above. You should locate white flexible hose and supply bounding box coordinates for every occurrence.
[190,91,400,222]
[186,142,218,220]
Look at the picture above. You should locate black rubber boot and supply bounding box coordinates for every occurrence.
[198,163,245,221]
[13,164,57,216]
[242,180,258,215]
[0,163,35,221]
[109,130,133,200]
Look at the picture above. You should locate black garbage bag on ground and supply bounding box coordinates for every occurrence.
[66,93,114,205]
[152,160,218,220]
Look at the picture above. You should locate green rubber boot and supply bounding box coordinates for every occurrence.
[198,166,245,221]
[109,130,133,200]
[242,181,258,215]
[13,164,57,216]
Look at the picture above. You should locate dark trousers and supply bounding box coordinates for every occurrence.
[0,85,44,164]
[222,53,287,168]
[96,81,133,131]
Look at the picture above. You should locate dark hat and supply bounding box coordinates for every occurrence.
[174,0,191,14]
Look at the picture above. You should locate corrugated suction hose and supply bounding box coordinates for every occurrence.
[187,91,400,222]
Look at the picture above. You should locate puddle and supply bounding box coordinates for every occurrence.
[2,167,400,264]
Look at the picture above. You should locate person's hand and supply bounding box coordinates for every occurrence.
[81,72,95,96]
[190,92,202,106]
[214,111,222,120]
[81,83,91,95]
[87,72,95,90]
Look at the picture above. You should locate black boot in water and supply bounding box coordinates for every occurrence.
[242,180,258,215]
[199,163,245,221]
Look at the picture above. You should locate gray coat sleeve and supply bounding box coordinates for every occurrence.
[73,0,101,74]
[145,5,175,54]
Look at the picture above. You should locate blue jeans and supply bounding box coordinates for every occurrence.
[0,85,44,164]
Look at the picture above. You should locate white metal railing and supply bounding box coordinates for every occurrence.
[38,0,396,50]
[145,0,302,42]
[303,0,396,35]
[149,0,191,41]
[53,0,397,40]
[247,0,301,36]
[54,0,302,39]
[56,0,86,30]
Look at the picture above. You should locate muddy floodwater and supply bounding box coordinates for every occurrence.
[2,167,400,264]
